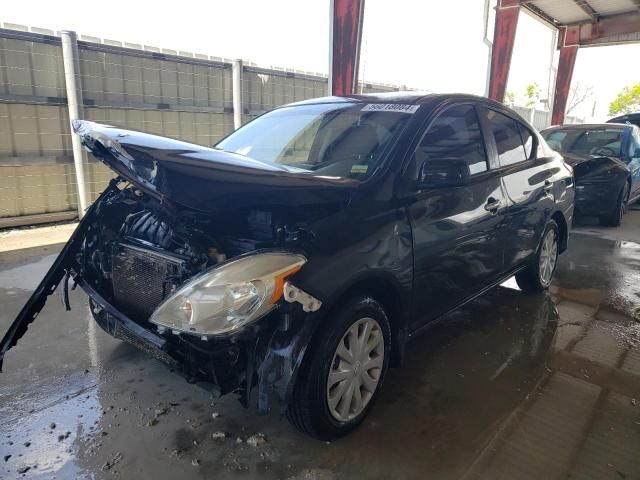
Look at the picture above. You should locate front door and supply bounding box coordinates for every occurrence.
[404,103,506,330]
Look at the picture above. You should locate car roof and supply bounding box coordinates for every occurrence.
[283,92,502,108]
[541,123,630,132]
[608,112,640,120]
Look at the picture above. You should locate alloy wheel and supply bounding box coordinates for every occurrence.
[326,317,384,422]
[538,229,558,287]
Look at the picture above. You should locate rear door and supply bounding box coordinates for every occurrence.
[479,106,557,270]
[403,102,507,329]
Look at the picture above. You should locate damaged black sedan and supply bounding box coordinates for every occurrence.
[0,94,574,440]
[541,123,640,226]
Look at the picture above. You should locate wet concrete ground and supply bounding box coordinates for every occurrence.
[1,212,639,479]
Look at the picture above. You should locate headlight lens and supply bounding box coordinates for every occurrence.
[150,252,306,336]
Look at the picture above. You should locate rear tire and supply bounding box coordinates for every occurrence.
[285,296,391,440]
[516,220,559,293]
[599,183,628,227]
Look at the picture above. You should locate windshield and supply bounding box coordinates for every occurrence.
[216,102,415,179]
[541,127,623,157]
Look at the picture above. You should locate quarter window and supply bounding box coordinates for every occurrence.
[414,104,488,177]
[486,110,527,167]
[518,124,534,159]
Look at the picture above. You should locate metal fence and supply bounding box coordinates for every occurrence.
[0,24,584,228]
[0,24,402,227]
[511,105,583,131]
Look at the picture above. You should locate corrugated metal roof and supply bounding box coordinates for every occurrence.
[527,0,639,25]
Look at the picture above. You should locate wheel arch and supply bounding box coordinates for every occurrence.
[320,272,409,368]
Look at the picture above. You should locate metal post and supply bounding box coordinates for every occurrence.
[328,0,335,96]
[232,59,243,130]
[329,0,365,97]
[488,0,520,102]
[551,26,579,126]
[60,30,88,217]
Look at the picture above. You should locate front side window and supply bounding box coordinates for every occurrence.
[541,127,624,157]
[413,104,488,178]
[216,102,413,179]
[485,110,527,167]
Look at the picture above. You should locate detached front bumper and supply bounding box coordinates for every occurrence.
[574,183,619,216]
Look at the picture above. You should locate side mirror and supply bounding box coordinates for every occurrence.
[417,158,470,188]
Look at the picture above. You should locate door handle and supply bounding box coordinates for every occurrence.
[484,197,502,213]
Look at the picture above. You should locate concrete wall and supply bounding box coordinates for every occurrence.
[0,25,403,226]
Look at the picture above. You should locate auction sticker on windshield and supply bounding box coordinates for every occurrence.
[361,104,420,114]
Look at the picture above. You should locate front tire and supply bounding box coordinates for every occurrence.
[516,220,559,293]
[286,296,391,440]
[599,182,628,227]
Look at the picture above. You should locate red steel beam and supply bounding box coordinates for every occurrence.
[551,28,579,125]
[488,1,520,102]
[329,0,365,96]
[576,11,640,45]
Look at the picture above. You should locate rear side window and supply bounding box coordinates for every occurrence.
[414,104,488,176]
[485,110,527,167]
[518,124,534,159]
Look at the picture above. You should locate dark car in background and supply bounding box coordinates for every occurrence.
[608,112,640,128]
[541,123,640,226]
[1,93,573,440]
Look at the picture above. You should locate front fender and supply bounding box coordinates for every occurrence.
[255,306,321,414]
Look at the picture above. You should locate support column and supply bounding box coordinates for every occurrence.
[488,0,520,102]
[551,26,579,125]
[60,30,88,217]
[329,0,365,96]
[232,59,243,130]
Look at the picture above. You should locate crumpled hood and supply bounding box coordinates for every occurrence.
[560,152,602,167]
[73,120,359,213]
[560,152,628,181]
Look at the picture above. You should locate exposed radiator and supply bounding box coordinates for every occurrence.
[111,242,186,321]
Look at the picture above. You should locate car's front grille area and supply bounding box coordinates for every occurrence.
[111,242,186,321]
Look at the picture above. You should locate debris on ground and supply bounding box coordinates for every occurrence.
[211,412,220,418]
[154,407,169,417]
[191,459,201,467]
[211,431,227,440]
[146,418,159,427]
[17,465,31,474]
[49,422,56,430]
[23,442,30,448]
[246,433,267,447]
[4,455,11,462]
[57,432,71,442]
[236,437,243,444]
[101,452,123,471]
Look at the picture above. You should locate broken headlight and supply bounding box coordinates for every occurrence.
[149,252,306,336]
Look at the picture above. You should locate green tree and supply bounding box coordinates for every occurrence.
[524,83,540,108]
[609,83,640,115]
[504,91,515,106]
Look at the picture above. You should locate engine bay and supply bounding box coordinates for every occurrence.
[79,183,308,324]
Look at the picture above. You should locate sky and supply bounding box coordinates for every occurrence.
[2,0,638,121]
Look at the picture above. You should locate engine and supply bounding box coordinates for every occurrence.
[81,186,290,324]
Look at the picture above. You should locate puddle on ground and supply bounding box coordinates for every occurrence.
[0,233,638,479]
